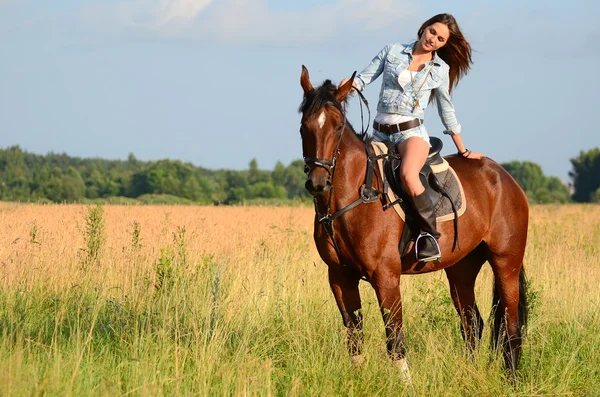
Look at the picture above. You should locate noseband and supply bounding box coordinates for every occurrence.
[303,157,334,177]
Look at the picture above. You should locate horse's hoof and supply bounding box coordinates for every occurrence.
[393,358,413,384]
[350,355,364,365]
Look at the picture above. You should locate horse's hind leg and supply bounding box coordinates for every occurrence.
[328,266,363,363]
[444,244,487,354]
[486,249,527,375]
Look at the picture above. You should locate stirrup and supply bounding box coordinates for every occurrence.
[415,232,441,263]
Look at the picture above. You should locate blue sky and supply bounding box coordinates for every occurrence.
[1,0,598,181]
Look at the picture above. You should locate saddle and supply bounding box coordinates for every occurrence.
[382,137,447,208]
[372,137,466,260]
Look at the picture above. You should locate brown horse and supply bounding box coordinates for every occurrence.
[299,66,529,377]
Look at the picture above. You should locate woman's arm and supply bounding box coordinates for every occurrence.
[448,133,483,159]
[353,44,391,91]
[434,69,461,134]
[435,70,485,160]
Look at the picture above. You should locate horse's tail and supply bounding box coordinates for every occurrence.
[491,266,528,351]
[517,267,529,336]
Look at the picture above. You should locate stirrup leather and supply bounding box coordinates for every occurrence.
[414,232,441,263]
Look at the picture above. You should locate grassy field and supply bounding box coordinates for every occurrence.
[0,203,598,396]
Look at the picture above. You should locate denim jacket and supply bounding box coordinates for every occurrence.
[355,41,461,134]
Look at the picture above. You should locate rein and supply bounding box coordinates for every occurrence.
[305,91,385,273]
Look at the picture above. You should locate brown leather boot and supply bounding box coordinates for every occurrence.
[412,192,441,262]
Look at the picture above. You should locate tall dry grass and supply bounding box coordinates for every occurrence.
[0,203,598,396]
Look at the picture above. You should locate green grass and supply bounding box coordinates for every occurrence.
[2,278,598,396]
[0,204,598,396]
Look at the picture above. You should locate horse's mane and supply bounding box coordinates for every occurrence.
[299,79,365,139]
[299,80,344,117]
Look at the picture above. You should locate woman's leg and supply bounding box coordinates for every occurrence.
[396,136,441,262]
[396,137,430,197]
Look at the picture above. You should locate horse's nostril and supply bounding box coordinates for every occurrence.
[305,180,315,193]
[305,178,332,195]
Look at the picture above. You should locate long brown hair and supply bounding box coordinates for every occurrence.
[417,13,472,95]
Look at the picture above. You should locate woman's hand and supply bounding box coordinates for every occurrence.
[338,78,358,90]
[459,149,486,160]
[452,135,485,160]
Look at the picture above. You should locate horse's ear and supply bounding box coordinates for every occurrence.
[300,65,313,96]
[335,71,357,102]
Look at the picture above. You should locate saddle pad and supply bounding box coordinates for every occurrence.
[371,141,467,223]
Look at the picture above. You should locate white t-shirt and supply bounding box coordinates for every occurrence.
[398,69,413,88]
[374,69,418,125]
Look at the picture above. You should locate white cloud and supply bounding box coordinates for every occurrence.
[81,0,420,44]
[155,0,214,26]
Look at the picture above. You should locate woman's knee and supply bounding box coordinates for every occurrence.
[399,170,421,189]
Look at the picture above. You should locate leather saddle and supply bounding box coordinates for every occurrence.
[383,136,446,206]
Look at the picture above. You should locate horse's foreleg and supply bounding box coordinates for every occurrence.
[328,266,363,362]
[372,274,411,381]
[372,273,409,362]
[444,246,486,354]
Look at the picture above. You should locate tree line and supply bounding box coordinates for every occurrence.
[0,146,308,205]
[0,145,599,204]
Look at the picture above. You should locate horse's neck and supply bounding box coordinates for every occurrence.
[337,127,367,174]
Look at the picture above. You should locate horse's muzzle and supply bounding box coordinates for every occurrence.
[305,179,332,195]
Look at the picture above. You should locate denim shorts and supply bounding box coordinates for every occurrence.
[372,124,431,146]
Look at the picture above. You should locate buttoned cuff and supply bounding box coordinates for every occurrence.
[444,124,461,135]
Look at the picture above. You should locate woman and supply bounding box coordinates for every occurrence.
[341,13,484,262]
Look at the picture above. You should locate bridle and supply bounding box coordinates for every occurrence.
[302,89,371,192]
[302,103,348,192]
[301,90,382,275]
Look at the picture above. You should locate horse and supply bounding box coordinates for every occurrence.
[298,66,529,378]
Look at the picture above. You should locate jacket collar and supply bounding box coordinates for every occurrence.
[403,40,445,67]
